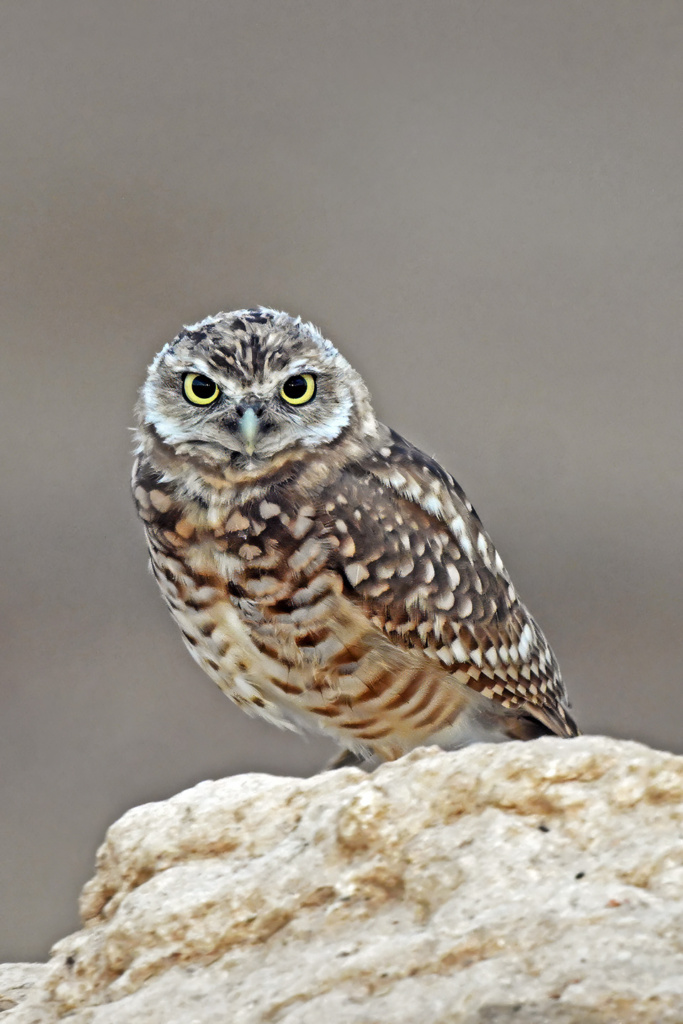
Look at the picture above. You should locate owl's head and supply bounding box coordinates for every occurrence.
[136,308,377,479]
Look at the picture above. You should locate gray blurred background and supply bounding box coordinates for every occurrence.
[1,0,681,962]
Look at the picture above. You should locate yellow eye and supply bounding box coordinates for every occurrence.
[280,373,316,406]
[183,373,220,406]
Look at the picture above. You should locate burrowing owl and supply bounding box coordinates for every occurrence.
[133,308,577,764]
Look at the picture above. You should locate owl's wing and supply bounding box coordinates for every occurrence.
[321,429,577,738]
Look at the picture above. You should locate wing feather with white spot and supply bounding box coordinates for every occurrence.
[321,429,577,738]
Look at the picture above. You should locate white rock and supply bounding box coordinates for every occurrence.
[0,964,45,1015]
[3,737,683,1023]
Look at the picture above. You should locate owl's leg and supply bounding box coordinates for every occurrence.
[323,748,381,772]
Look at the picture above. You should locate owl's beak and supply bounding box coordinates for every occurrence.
[237,406,260,455]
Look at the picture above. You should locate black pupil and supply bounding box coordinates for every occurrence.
[283,375,309,399]
[191,375,216,398]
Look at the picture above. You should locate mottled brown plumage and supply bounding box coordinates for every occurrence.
[133,308,578,764]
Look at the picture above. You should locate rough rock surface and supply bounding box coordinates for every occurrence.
[0,966,45,1015]
[2,736,683,1023]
